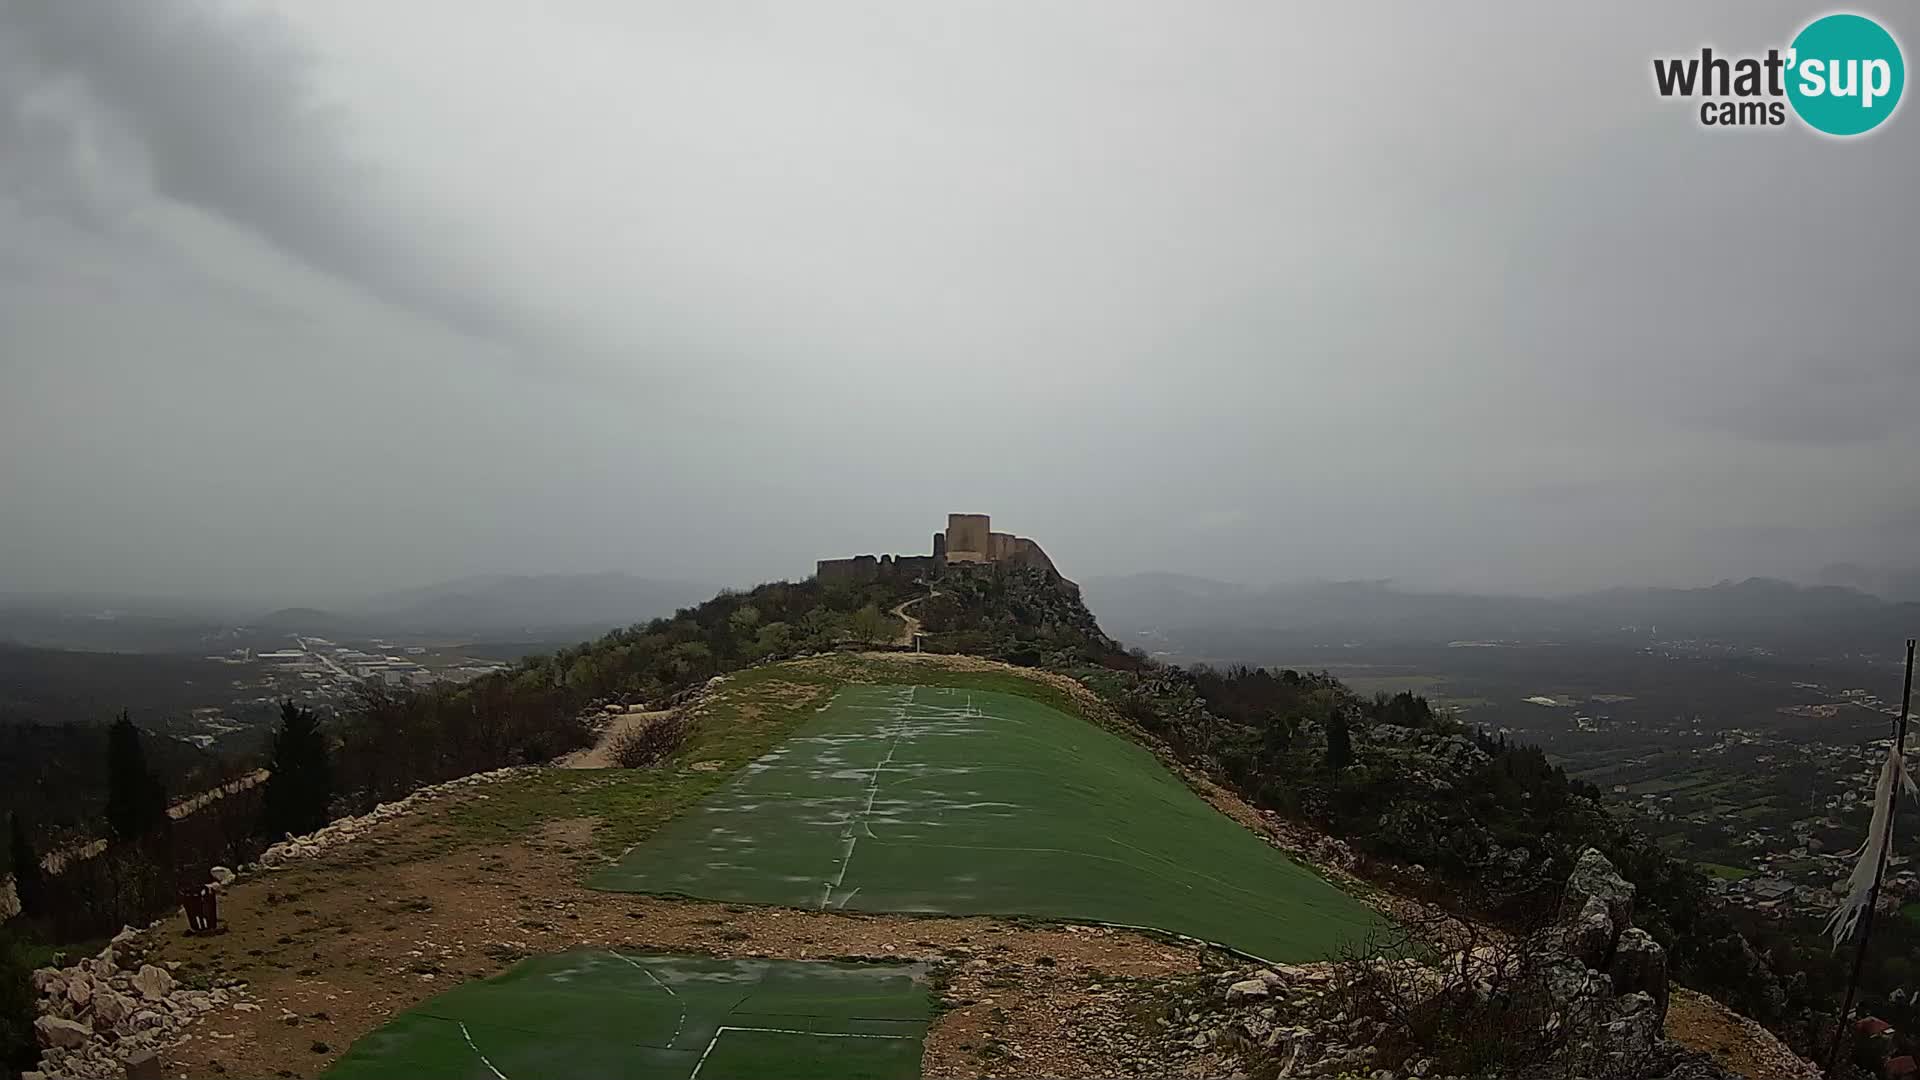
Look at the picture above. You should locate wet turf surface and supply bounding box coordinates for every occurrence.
[593,684,1382,962]
[321,951,931,1080]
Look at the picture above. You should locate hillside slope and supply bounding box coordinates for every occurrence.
[12,569,1825,1079]
[915,568,1807,1041]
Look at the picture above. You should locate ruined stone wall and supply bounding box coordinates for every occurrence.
[816,554,935,585]
[892,555,937,578]
[815,555,879,585]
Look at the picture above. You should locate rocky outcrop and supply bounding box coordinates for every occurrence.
[27,923,255,1080]
[1541,847,1670,1068]
[1547,849,1670,1034]
[1612,928,1670,1020]
[1561,847,1638,961]
[1159,848,1751,1080]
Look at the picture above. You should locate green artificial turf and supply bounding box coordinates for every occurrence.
[592,684,1383,961]
[321,952,931,1080]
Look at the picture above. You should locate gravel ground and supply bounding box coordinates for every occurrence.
[141,799,1211,1078]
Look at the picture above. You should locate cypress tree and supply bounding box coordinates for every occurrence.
[262,701,334,839]
[1324,708,1353,772]
[105,710,169,842]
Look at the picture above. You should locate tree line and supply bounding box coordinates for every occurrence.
[3,573,918,1071]
[7,574,916,940]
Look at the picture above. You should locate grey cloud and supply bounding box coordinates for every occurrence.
[1695,353,1920,446]
[0,0,526,345]
[2,0,1918,604]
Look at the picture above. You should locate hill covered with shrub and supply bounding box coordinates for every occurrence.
[918,566,1815,1049]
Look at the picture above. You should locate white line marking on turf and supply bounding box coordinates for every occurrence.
[820,696,909,909]
[612,951,687,1046]
[687,1026,913,1080]
[611,951,680,996]
[459,1021,511,1080]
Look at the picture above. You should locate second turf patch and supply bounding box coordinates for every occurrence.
[321,952,931,1080]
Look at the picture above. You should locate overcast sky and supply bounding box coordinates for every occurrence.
[2,0,1915,607]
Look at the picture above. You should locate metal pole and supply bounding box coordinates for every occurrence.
[1826,638,1917,1076]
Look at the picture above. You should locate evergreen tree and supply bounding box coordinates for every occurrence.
[1324,708,1353,772]
[105,710,168,842]
[6,814,43,920]
[262,701,334,839]
[0,927,38,1073]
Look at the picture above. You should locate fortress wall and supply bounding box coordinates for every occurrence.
[818,514,1062,588]
[816,555,880,584]
[817,553,935,584]
[1000,537,1054,574]
[1004,537,1075,592]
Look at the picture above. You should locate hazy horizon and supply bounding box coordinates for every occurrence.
[4,563,1914,622]
[5,1,1916,607]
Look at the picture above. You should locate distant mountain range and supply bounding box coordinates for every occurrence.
[268,572,718,637]
[1814,562,1920,603]
[0,573,718,652]
[1082,573,1919,658]
[8,569,1911,659]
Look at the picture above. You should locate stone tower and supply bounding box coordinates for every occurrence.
[944,513,992,564]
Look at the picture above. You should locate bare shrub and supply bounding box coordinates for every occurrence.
[610,713,694,768]
[1324,907,1650,1080]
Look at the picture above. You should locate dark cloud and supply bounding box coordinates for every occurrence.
[1,0,1917,603]
[0,0,526,344]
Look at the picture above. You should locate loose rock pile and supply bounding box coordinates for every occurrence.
[1260,810,1360,872]
[25,924,255,1080]
[1153,960,1407,1078]
[21,765,531,1076]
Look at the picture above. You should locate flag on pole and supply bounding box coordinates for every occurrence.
[1826,742,1919,949]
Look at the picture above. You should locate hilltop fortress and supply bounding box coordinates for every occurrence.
[816,513,1073,591]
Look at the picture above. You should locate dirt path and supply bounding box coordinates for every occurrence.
[556,709,671,768]
[1666,987,1820,1080]
[889,590,937,646]
[146,794,1208,1078]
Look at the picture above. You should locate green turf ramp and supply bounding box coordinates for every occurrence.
[593,684,1385,961]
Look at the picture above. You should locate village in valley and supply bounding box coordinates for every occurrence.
[1514,674,1918,924]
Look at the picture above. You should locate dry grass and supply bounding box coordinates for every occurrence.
[142,776,1202,1078]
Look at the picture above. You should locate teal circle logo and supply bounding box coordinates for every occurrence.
[1787,13,1905,135]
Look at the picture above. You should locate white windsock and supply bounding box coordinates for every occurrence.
[1827,743,1918,949]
